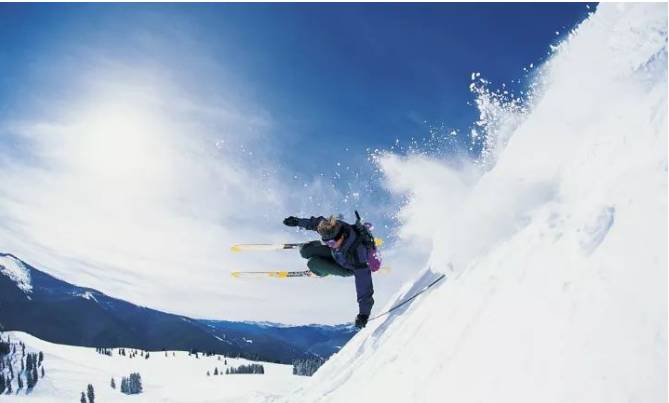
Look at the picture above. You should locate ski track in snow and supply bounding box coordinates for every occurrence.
[276,4,668,403]
[579,206,615,255]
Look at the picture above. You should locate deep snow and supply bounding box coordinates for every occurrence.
[2,331,303,403]
[277,4,667,403]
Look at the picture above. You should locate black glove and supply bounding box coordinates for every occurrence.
[283,216,299,227]
[354,314,369,329]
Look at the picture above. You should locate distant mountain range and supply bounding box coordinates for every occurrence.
[0,252,355,364]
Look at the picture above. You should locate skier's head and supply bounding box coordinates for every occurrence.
[318,216,345,248]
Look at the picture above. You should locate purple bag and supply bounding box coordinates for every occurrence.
[368,248,382,272]
[361,221,382,272]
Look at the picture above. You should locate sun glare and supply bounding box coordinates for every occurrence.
[73,99,170,183]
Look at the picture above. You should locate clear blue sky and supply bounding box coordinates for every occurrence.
[0,2,593,159]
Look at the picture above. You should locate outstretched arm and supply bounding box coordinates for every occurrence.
[284,216,326,232]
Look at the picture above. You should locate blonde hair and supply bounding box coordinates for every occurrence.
[317,215,338,235]
[316,215,341,239]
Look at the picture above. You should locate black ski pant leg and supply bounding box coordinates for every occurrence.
[299,241,353,277]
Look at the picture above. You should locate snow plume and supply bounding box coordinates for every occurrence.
[284,4,666,403]
[469,72,530,167]
[377,3,667,276]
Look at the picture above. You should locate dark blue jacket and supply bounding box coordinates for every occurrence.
[296,216,374,316]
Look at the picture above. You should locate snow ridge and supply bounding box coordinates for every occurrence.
[0,254,33,293]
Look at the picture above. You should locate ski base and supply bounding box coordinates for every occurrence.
[231,270,315,279]
[230,238,383,253]
[231,267,391,279]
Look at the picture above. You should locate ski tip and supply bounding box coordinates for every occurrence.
[374,238,383,247]
[230,272,241,278]
[230,245,242,253]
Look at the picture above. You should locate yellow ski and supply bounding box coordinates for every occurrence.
[230,238,383,253]
[231,267,391,279]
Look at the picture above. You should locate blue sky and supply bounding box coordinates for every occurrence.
[1,3,593,228]
[1,5,593,167]
[0,3,594,323]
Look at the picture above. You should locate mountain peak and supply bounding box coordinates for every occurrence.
[0,254,32,294]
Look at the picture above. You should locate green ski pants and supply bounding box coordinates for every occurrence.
[299,241,353,277]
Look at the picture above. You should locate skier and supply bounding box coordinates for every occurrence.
[283,213,380,329]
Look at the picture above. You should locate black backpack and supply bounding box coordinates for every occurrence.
[346,210,376,269]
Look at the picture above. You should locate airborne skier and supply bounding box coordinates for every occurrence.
[283,212,381,329]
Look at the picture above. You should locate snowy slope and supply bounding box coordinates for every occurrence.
[2,331,303,403]
[0,254,32,294]
[279,4,667,403]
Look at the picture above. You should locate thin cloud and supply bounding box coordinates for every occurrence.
[0,60,312,320]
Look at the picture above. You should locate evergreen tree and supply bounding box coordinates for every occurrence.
[33,366,39,388]
[0,339,9,357]
[26,369,33,390]
[80,391,87,403]
[41,367,45,378]
[292,357,326,377]
[111,377,116,389]
[120,373,143,394]
[226,363,265,374]
[38,352,43,366]
[26,368,34,390]
[87,383,95,403]
[0,374,5,394]
[131,373,143,394]
[214,367,219,375]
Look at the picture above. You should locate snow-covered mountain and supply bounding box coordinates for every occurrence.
[279,4,667,403]
[0,253,355,364]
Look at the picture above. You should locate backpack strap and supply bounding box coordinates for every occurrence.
[346,210,375,269]
[346,234,368,269]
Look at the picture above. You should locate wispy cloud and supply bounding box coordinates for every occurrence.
[0,48,336,318]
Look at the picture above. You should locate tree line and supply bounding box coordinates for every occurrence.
[0,333,46,395]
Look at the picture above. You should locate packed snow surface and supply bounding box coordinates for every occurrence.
[0,254,32,293]
[278,4,667,403]
[3,331,303,402]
